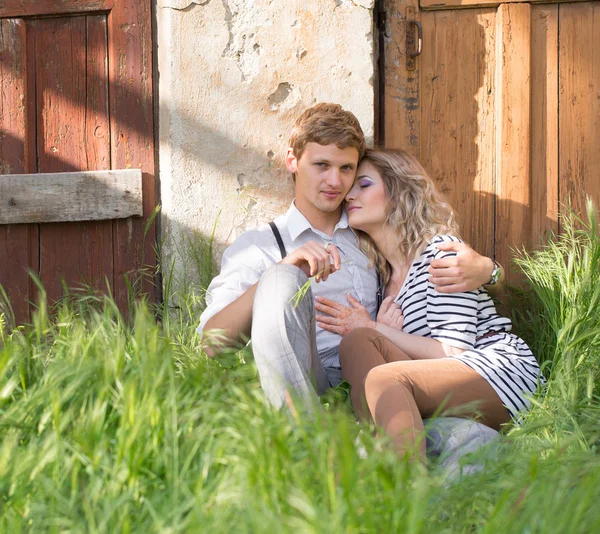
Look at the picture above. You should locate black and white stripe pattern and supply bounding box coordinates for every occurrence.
[397,235,544,420]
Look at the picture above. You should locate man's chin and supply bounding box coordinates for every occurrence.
[315,199,343,213]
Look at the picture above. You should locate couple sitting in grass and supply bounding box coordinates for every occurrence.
[198,103,544,462]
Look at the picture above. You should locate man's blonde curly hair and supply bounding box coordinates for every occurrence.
[355,149,460,285]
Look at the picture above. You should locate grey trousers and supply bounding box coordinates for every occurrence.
[251,263,331,411]
[251,264,499,468]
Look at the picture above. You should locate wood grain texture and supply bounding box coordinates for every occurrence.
[419,9,496,259]
[0,169,142,224]
[0,18,38,322]
[559,2,600,222]
[35,16,114,302]
[0,1,112,18]
[494,3,531,281]
[384,0,421,156]
[530,5,559,246]
[420,0,588,11]
[108,0,157,308]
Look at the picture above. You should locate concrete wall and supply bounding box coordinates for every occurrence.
[156,0,375,289]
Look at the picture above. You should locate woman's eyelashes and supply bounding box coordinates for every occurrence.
[357,176,375,188]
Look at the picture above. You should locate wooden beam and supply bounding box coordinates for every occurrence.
[420,0,588,11]
[108,0,157,307]
[530,5,559,247]
[0,1,112,19]
[0,169,142,224]
[494,3,531,284]
[0,18,38,323]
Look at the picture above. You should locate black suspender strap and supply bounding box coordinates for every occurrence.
[376,271,384,312]
[270,219,383,311]
[269,221,287,259]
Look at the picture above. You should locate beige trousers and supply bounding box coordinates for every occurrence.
[339,328,510,460]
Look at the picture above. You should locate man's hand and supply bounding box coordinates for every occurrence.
[315,294,376,336]
[281,241,341,282]
[429,241,496,293]
[376,296,404,330]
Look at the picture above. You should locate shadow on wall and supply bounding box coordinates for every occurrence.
[3,6,597,322]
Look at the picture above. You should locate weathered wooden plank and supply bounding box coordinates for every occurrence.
[559,2,600,223]
[420,0,588,11]
[0,1,112,19]
[419,9,496,260]
[384,0,421,156]
[35,16,116,303]
[0,18,38,323]
[0,169,142,224]
[494,3,531,283]
[35,16,87,174]
[108,0,157,308]
[530,5,559,246]
[86,16,111,172]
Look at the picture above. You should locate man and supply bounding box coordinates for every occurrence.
[198,103,499,411]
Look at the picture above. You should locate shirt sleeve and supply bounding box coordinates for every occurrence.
[196,235,274,338]
[425,236,479,350]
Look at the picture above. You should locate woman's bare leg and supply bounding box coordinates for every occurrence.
[339,328,413,420]
[363,358,510,461]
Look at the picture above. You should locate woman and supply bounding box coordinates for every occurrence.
[314,149,544,461]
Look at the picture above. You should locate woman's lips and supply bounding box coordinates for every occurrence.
[346,205,360,212]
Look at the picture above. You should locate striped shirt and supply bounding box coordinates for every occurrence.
[397,235,544,419]
[197,202,379,369]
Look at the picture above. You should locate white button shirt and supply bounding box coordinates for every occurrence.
[197,202,379,368]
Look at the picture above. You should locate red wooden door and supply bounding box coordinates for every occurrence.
[0,1,156,323]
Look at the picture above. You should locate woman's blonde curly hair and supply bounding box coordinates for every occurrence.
[354,149,460,285]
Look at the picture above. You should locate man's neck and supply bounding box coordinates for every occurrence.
[293,200,343,236]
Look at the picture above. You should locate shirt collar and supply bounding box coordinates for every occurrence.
[285,201,350,242]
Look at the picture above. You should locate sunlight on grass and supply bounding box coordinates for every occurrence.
[0,204,598,531]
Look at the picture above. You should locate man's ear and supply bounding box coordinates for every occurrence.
[285,148,298,173]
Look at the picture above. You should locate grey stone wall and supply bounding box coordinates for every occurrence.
[156,0,375,290]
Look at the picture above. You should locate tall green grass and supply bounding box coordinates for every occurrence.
[0,205,598,532]
[512,199,600,449]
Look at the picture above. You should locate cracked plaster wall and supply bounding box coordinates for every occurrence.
[157,0,375,287]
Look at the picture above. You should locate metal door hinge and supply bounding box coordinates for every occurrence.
[406,6,422,71]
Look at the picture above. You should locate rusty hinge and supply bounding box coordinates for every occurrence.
[406,6,422,72]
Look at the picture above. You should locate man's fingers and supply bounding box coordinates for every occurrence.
[304,243,327,277]
[295,241,341,282]
[307,256,319,278]
[430,257,459,269]
[430,276,464,287]
[434,282,469,293]
[327,244,342,271]
[429,266,462,277]
[435,241,467,252]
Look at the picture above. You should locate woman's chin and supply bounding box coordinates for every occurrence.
[347,217,365,232]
